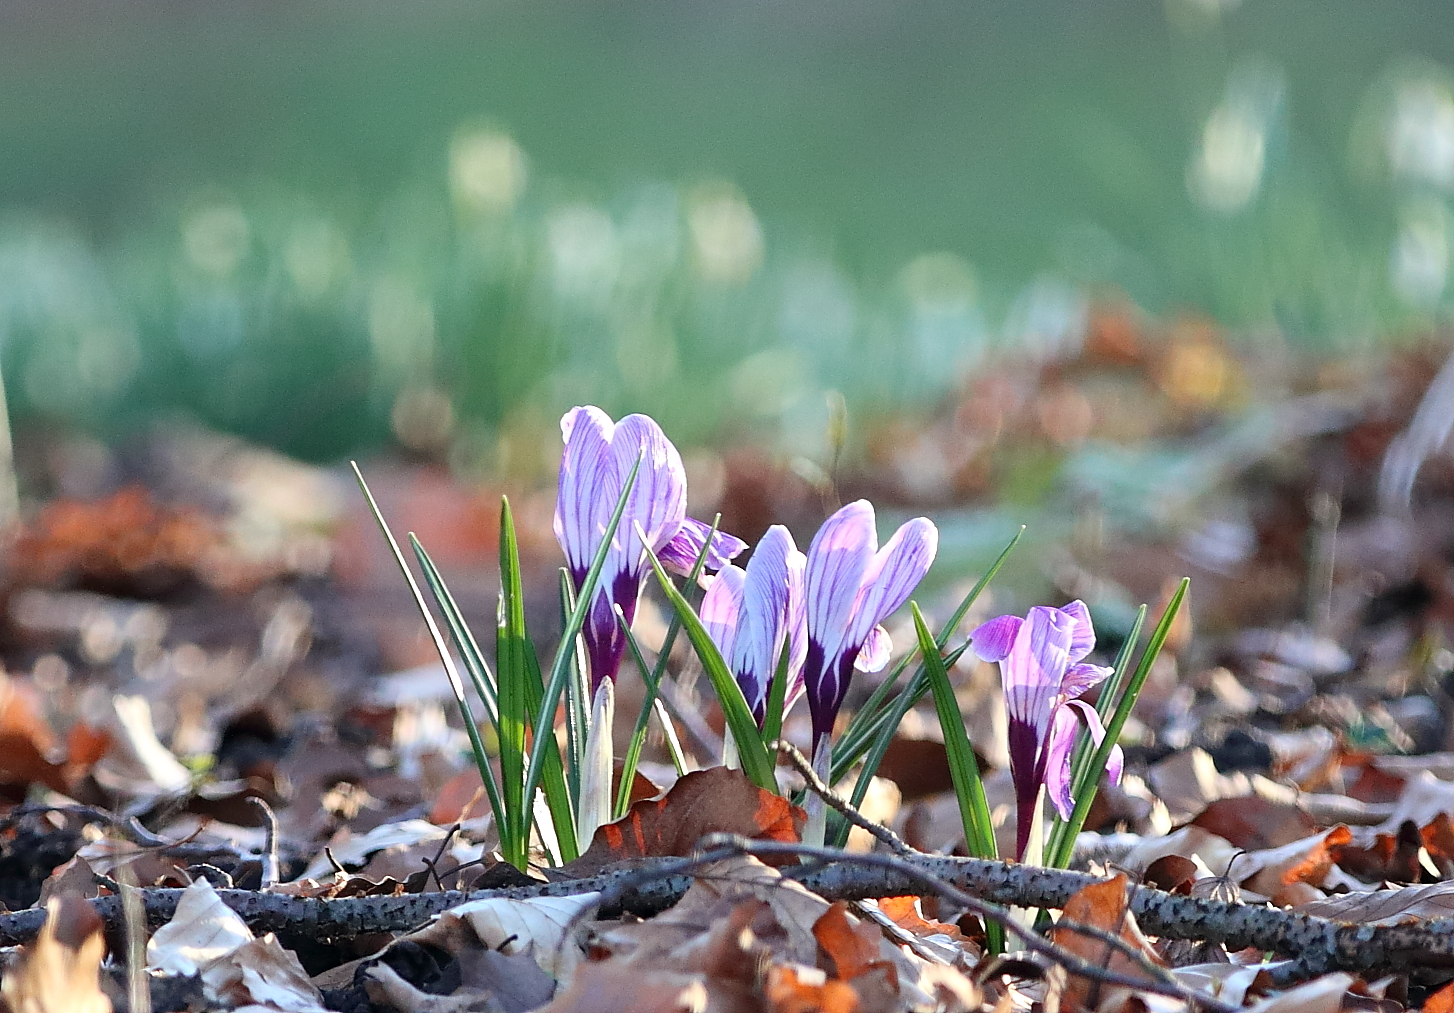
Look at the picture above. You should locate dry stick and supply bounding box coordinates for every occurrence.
[770,739,912,855]
[571,839,1232,1013]
[766,756,1208,1001]
[0,847,1448,983]
[692,837,1232,1013]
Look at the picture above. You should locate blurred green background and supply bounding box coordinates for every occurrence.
[2,0,1452,464]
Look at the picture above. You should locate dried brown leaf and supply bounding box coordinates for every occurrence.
[812,902,893,984]
[1047,874,1164,1013]
[0,895,112,1013]
[766,965,860,1013]
[564,767,803,877]
[1294,880,1454,924]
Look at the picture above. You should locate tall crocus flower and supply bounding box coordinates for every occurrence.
[971,601,1123,859]
[799,501,938,842]
[554,406,746,690]
[700,525,808,727]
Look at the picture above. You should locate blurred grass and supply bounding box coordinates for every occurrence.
[0,0,1451,463]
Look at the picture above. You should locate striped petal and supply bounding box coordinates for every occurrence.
[1059,599,1096,664]
[609,414,687,580]
[1042,703,1082,823]
[802,501,878,742]
[658,516,748,579]
[845,516,939,652]
[970,614,1023,663]
[853,624,892,673]
[700,564,746,666]
[726,525,797,720]
[553,406,616,583]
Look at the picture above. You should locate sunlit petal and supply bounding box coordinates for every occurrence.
[700,564,746,664]
[658,516,748,578]
[1042,704,1081,822]
[1059,599,1096,663]
[733,526,797,717]
[970,614,1023,663]
[1061,661,1115,700]
[846,516,939,651]
[853,624,892,672]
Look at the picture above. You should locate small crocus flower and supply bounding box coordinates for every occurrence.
[699,525,807,726]
[800,500,939,767]
[554,406,746,689]
[971,601,1123,859]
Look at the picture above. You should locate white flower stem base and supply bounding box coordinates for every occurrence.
[802,735,833,847]
[576,678,615,847]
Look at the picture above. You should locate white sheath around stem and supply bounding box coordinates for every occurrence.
[576,678,615,846]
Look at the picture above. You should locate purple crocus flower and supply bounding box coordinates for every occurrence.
[800,500,939,765]
[971,601,1124,859]
[699,525,808,726]
[554,406,746,689]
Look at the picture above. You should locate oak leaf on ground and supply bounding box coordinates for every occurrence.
[1047,873,1165,1013]
[563,766,803,877]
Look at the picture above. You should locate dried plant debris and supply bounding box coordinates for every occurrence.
[9,334,1454,1011]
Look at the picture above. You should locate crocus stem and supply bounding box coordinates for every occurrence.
[576,679,615,847]
[721,726,741,770]
[803,734,833,847]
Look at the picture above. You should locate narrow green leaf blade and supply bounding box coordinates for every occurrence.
[760,634,792,747]
[615,513,722,816]
[912,603,996,860]
[644,542,777,792]
[409,535,505,829]
[496,496,530,867]
[349,464,504,835]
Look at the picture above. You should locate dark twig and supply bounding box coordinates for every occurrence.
[769,739,911,855]
[693,836,1234,1013]
[2,844,1451,984]
[422,823,462,893]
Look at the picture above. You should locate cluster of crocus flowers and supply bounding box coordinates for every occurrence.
[554,406,940,844]
[971,601,1123,860]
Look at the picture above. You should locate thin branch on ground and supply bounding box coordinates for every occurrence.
[690,836,1233,1013]
[769,739,912,855]
[1,840,1450,984]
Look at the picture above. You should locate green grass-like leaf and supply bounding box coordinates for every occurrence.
[349,464,503,834]
[760,635,792,747]
[643,537,778,793]
[912,603,996,859]
[407,534,506,834]
[1046,602,1147,864]
[495,496,531,868]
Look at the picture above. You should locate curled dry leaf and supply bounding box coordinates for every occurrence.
[813,902,895,985]
[146,878,326,1013]
[1294,880,1454,924]
[1235,826,1353,903]
[297,818,449,880]
[363,948,556,1013]
[0,895,112,1013]
[1047,873,1165,1013]
[1243,973,1355,1013]
[563,766,804,877]
[528,960,720,1013]
[1190,796,1319,852]
[766,965,860,1013]
[405,891,600,981]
